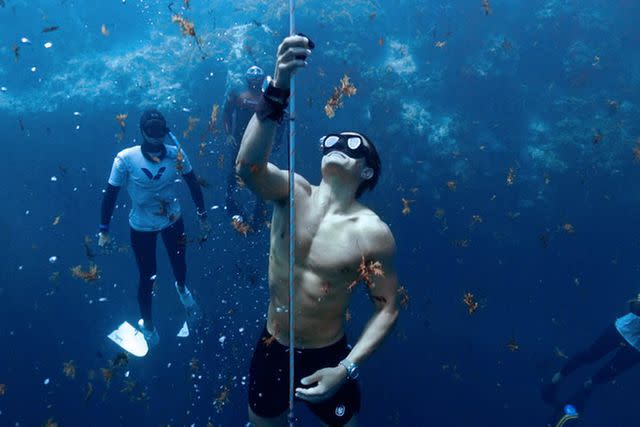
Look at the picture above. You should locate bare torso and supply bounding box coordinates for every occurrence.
[266,186,378,348]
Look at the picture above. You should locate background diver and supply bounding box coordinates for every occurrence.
[222,65,287,232]
[541,295,640,424]
[98,108,210,347]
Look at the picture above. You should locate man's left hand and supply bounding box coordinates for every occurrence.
[295,366,347,403]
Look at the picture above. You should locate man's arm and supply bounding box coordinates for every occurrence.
[235,35,313,203]
[235,114,305,203]
[100,184,120,232]
[344,222,400,367]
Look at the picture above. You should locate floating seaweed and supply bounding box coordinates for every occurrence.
[63,360,76,379]
[463,292,479,314]
[347,255,384,291]
[0,383,5,396]
[324,75,357,119]
[101,24,109,37]
[506,167,515,186]
[401,198,413,215]
[42,26,60,33]
[115,113,128,142]
[71,263,100,282]
[231,215,252,236]
[183,116,200,139]
[12,44,19,62]
[506,337,519,352]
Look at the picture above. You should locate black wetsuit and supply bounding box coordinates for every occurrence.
[543,321,640,413]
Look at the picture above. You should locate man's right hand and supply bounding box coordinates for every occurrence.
[273,35,313,90]
[98,232,111,248]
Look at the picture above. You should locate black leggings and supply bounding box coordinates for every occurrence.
[130,218,186,328]
[561,323,640,410]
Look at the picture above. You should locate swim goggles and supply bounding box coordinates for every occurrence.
[320,134,369,159]
[143,119,169,138]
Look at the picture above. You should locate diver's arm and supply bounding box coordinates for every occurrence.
[182,171,207,219]
[100,184,120,232]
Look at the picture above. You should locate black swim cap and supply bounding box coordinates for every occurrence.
[140,108,168,138]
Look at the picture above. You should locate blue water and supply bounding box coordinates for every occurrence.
[1,0,640,425]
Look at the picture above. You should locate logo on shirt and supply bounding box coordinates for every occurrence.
[141,167,166,180]
[335,404,346,417]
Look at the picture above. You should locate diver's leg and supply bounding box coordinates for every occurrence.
[560,323,622,377]
[542,323,621,405]
[590,344,640,386]
[161,218,187,290]
[563,336,640,414]
[130,227,158,329]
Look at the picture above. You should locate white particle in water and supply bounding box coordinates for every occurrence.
[44,42,53,49]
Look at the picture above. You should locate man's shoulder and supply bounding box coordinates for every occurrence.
[116,146,141,161]
[354,208,395,253]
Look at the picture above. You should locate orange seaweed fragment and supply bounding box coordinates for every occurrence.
[401,198,413,215]
[172,14,195,36]
[115,113,127,142]
[348,255,384,291]
[506,337,519,352]
[463,292,479,314]
[101,24,109,37]
[176,148,185,172]
[324,74,357,118]
[0,383,5,396]
[562,223,575,234]
[183,116,200,139]
[214,385,230,408]
[63,360,76,379]
[506,167,515,186]
[231,215,252,236]
[446,180,457,191]
[44,418,58,427]
[71,263,100,282]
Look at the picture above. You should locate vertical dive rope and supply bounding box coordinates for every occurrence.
[287,0,297,425]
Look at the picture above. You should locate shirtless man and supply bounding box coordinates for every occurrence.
[236,35,400,427]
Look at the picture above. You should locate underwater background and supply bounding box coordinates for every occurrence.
[1,0,640,425]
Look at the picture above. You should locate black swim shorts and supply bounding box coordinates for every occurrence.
[248,326,361,426]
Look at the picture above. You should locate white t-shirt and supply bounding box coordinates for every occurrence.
[108,145,193,232]
[615,313,640,352]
